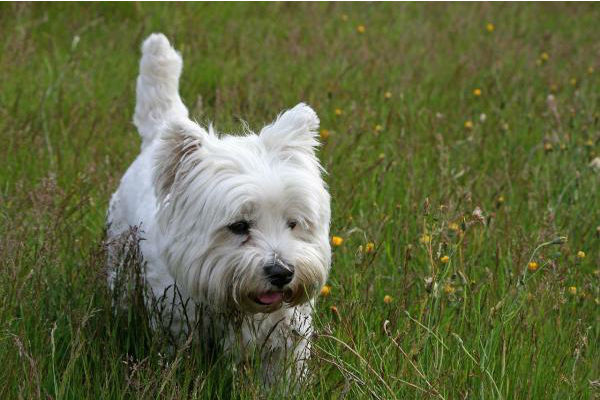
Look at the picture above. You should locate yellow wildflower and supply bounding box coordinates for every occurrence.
[486,22,495,32]
[473,88,482,97]
[497,195,505,204]
[331,236,344,246]
[540,52,549,61]
[588,66,594,74]
[320,285,331,297]
[528,261,539,272]
[384,91,392,99]
[576,251,586,259]
[383,295,393,304]
[320,129,330,140]
[464,120,474,130]
[419,234,431,244]
[544,142,553,152]
[568,286,577,295]
[365,242,375,253]
[375,124,383,133]
[440,255,450,264]
[357,25,366,34]
[449,222,460,232]
[334,108,343,116]
[570,77,577,86]
[444,284,455,295]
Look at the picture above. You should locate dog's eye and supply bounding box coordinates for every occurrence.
[228,220,250,235]
[287,220,297,230]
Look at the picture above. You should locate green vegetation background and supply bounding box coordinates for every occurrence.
[1,3,598,399]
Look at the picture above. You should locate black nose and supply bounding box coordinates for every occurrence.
[264,260,294,288]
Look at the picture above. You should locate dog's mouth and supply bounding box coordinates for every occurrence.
[254,291,284,306]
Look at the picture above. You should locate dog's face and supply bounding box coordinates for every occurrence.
[153,104,331,314]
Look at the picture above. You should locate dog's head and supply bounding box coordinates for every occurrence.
[153,103,331,313]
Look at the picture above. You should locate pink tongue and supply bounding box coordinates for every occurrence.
[257,292,283,305]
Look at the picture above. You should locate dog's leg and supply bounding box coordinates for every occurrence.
[134,33,189,149]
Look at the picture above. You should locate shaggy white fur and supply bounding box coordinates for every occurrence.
[106,33,331,382]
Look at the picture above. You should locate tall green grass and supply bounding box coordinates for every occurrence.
[1,3,598,399]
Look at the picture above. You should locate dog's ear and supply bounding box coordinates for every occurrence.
[259,103,320,155]
[153,119,207,202]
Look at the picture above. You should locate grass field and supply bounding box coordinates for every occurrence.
[1,3,599,399]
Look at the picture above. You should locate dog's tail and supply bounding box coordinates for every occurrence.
[134,33,189,148]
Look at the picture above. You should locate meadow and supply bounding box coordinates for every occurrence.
[1,3,599,399]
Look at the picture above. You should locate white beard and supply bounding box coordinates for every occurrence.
[106,33,331,382]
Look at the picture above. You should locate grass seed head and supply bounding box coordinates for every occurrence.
[526,292,535,302]
[330,305,339,318]
[550,236,568,245]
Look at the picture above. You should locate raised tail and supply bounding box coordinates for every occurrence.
[134,33,189,148]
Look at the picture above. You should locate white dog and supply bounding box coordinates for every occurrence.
[106,33,331,382]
